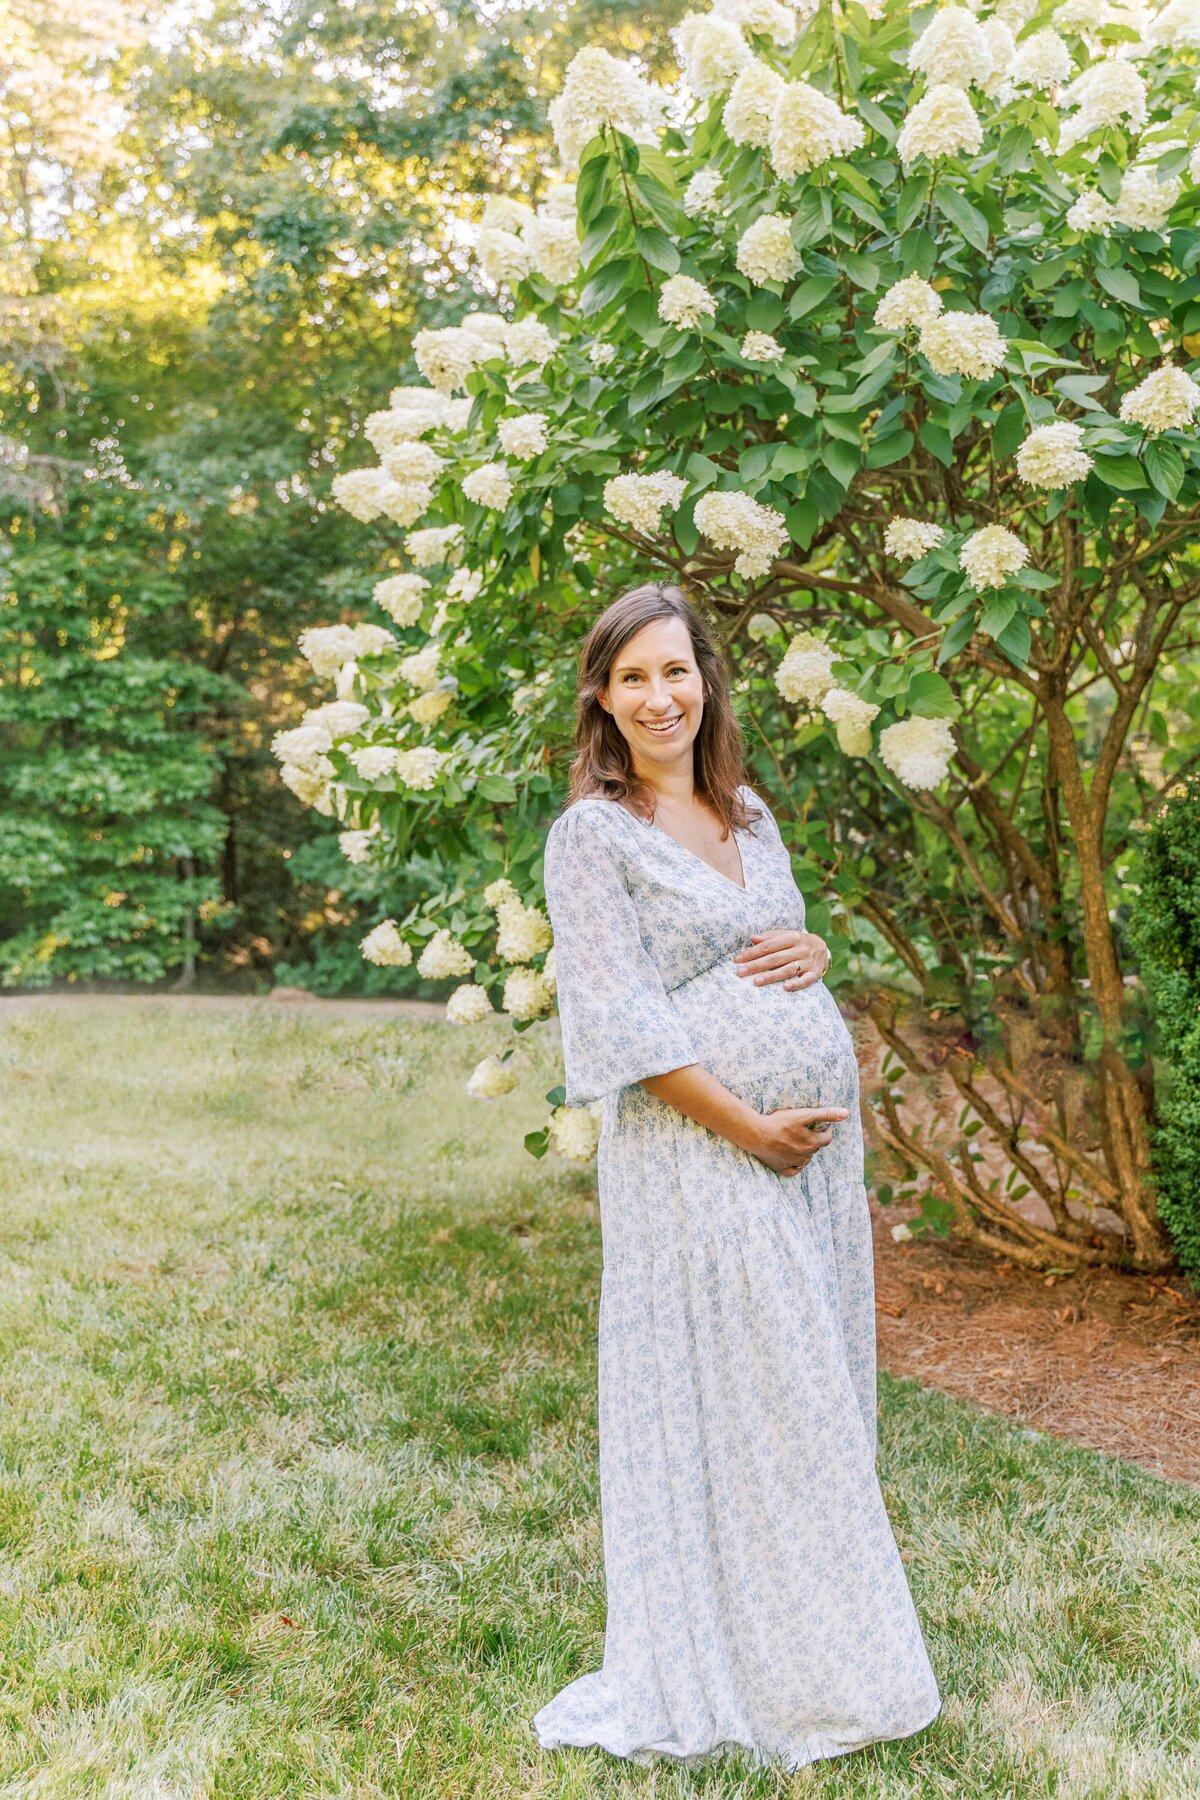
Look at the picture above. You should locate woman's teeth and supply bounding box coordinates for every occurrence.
[641,715,682,734]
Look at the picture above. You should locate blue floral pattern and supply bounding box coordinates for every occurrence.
[532,786,941,1774]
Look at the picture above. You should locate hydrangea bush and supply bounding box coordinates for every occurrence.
[276,0,1200,1272]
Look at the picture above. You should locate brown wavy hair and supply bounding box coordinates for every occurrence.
[565,580,762,834]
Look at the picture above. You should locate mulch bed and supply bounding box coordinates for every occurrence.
[870,1198,1200,1489]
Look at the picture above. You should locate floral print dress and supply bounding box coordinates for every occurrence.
[531,785,941,1774]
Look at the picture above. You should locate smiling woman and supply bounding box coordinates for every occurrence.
[530,583,941,1776]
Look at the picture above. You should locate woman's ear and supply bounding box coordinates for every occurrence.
[597,686,611,715]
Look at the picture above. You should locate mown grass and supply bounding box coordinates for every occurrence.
[0,998,1198,1799]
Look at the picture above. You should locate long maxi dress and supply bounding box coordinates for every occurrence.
[531,784,941,1773]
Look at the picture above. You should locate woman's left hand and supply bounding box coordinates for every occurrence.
[733,930,832,990]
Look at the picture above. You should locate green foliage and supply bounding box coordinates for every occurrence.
[1130,776,1200,1274]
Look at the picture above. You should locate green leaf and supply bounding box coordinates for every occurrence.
[580,204,622,266]
[991,401,1026,461]
[1091,451,1148,492]
[579,256,639,316]
[576,151,610,225]
[978,593,1018,639]
[1145,438,1185,501]
[865,429,913,468]
[1095,263,1141,309]
[477,774,517,802]
[685,452,723,489]
[821,439,860,489]
[896,174,928,234]
[918,421,953,466]
[788,275,837,319]
[544,1084,566,1107]
[634,225,680,273]
[935,186,990,253]
[907,672,958,718]
[995,612,1032,668]
[524,1129,549,1160]
[936,611,976,666]
[744,292,785,331]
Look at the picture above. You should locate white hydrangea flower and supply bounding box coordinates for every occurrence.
[735,212,800,285]
[682,168,724,217]
[484,876,519,910]
[395,746,445,790]
[908,6,994,88]
[694,489,788,579]
[821,687,881,756]
[542,180,576,218]
[298,623,361,678]
[481,194,533,232]
[774,631,836,706]
[462,463,514,509]
[446,567,484,603]
[1051,0,1107,25]
[658,274,718,328]
[1066,190,1115,234]
[711,0,797,44]
[918,311,1007,379]
[741,330,784,362]
[496,897,554,962]
[1143,0,1200,48]
[884,517,945,560]
[459,315,508,353]
[1009,28,1071,88]
[338,825,379,865]
[504,316,557,370]
[589,340,618,367]
[371,391,449,441]
[272,723,333,770]
[280,764,333,811]
[978,18,1017,96]
[334,660,360,700]
[1119,361,1200,433]
[445,983,494,1024]
[406,524,463,567]
[383,481,436,529]
[879,716,956,790]
[477,226,532,285]
[603,470,688,533]
[768,79,865,179]
[417,928,476,980]
[349,744,399,781]
[304,700,370,738]
[875,276,943,333]
[502,966,554,1020]
[374,440,443,487]
[466,1053,520,1098]
[674,12,753,100]
[374,573,429,627]
[746,611,781,641]
[497,412,549,460]
[1112,165,1180,232]
[353,623,397,658]
[723,61,785,147]
[407,688,453,727]
[412,326,486,395]
[331,468,410,524]
[548,46,669,163]
[897,84,983,167]
[398,645,440,692]
[1060,60,1146,131]
[524,213,581,284]
[547,1102,603,1162]
[361,919,412,967]
[959,524,1029,591]
[994,0,1040,25]
[1016,421,1094,488]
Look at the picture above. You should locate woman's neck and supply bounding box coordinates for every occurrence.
[632,757,696,814]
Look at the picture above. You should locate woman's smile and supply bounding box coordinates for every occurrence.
[638,713,684,735]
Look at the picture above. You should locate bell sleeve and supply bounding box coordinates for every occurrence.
[542,803,698,1106]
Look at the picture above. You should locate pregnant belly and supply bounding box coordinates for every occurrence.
[667,956,859,1117]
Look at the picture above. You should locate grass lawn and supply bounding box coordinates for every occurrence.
[1,999,1198,1799]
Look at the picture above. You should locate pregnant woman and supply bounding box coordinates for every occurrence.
[531,580,941,1774]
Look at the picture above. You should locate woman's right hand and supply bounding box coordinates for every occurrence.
[750,1106,850,1177]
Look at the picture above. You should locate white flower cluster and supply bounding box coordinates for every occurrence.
[1111,165,1180,234]
[462,463,514,510]
[908,6,994,88]
[299,623,395,679]
[338,823,380,864]
[897,84,982,167]
[412,326,490,395]
[361,919,412,967]
[497,412,548,461]
[1009,28,1071,89]
[694,490,788,580]
[1015,421,1093,489]
[1118,361,1200,433]
[476,189,581,288]
[878,717,956,791]
[406,524,462,567]
[1143,0,1200,47]
[547,1102,604,1161]
[821,686,880,756]
[959,524,1029,591]
[603,470,687,533]
[1059,61,1146,138]
[711,0,797,43]
[399,644,441,691]
[331,467,432,530]
[884,517,945,560]
[466,1053,519,1098]
[774,632,836,706]
[736,212,800,286]
[446,983,494,1024]
[682,168,724,216]
[417,929,476,980]
[395,746,445,790]
[723,61,784,146]
[374,572,428,627]
[503,966,554,1020]
[875,276,943,334]
[495,896,554,963]
[548,47,668,163]
[919,311,1007,380]
[658,274,718,328]
[675,11,752,100]
[741,330,784,362]
[768,79,864,179]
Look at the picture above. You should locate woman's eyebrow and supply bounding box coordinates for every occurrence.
[611,656,692,676]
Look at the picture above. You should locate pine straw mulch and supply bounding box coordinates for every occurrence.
[869,1197,1200,1490]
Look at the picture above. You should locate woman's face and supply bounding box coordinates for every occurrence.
[598,614,705,773]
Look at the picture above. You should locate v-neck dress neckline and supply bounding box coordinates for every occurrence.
[622,805,750,894]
